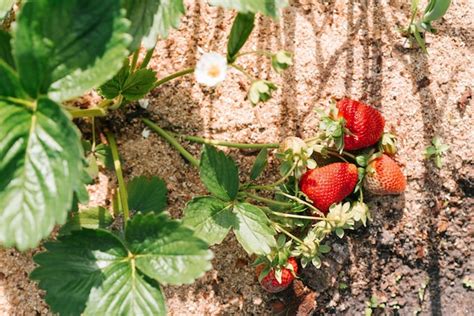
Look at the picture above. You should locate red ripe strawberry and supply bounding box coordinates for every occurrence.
[255,257,298,293]
[364,154,406,195]
[300,163,358,213]
[337,98,385,150]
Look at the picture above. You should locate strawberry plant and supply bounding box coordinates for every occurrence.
[0,0,292,314]
[145,97,407,290]
[402,0,452,52]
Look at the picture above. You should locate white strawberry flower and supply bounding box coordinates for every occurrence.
[194,52,227,87]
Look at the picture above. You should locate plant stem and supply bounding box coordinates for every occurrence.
[91,118,96,152]
[130,49,140,71]
[230,64,255,80]
[236,50,273,58]
[140,46,155,69]
[174,133,279,149]
[327,149,356,160]
[276,191,325,217]
[269,210,327,221]
[69,107,107,118]
[250,160,298,191]
[143,119,200,168]
[273,223,304,245]
[154,68,194,88]
[0,96,36,110]
[106,131,130,228]
[245,192,293,207]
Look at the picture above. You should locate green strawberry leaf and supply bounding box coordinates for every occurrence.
[182,196,235,245]
[121,68,157,100]
[127,176,168,214]
[124,0,185,50]
[125,213,213,285]
[98,59,131,99]
[200,145,239,201]
[0,97,85,250]
[0,0,14,20]
[209,0,288,18]
[58,207,114,236]
[14,0,131,101]
[250,148,268,180]
[31,213,213,315]
[0,60,26,98]
[227,12,255,63]
[0,30,15,68]
[233,202,276,254]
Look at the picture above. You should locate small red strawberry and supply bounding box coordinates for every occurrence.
[300,162,358,213]
[364,154,406,195]
[255,257,298,293]
[336,98,385,150]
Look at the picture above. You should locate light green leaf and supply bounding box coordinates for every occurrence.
[250,148,268,180]
[126,213,213,285]
[30,229,167,316]
[200,145,239,201]
[142,0,185,49]
[0,97,85,250]
[209,0,288,18]
[124,0,185,50]
[0,0,14,19]
[14,0,131,101]
[233,202,276,254]
[127,176,168,214]
[227,12,255,63]
[0,60,25,98]
[59,207,114,236]
[0,30,14,68]
[182,196,235,245]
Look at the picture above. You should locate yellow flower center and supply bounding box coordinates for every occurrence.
[207,64,221,78]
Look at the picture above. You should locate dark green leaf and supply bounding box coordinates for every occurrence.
[227,12,255,63]
[59,207,114,236]
[124,0,185,50]
[182,196,235,245]
[94,144,114,170]
[209,0,288,18]
[127,176,167,214]
[233,202,276,254]
[31,229,167,316]
[0,97,85,250]
[98,59,131,99]
[14,0,131,101]
[0,60,26,97]
[0,30,14,68]
[126,213,213,285]
[200,145,239,201]
[250,148,268,180]
[122,68,157,100]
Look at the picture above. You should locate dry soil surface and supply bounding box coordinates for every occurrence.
[1,0,473,315]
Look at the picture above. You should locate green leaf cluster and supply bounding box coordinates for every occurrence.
[183,145,276,254]
[31,213,213,316]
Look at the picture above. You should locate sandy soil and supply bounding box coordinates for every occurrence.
[1,0,473,315]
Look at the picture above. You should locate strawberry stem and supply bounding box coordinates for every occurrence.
[143,119,200,168]
[272,223,305,245]
[244,193,294,207]
[250,160,299,190]
[106,131,130,229]
[327,149,356,160]
[275,191,326,217]
[154,68,194,89]
[269,210,328,221]
[173,132,279,149]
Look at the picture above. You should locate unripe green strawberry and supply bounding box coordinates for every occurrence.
[255,257,298,293]
[300,162,358,213]
[364,154,406,195]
